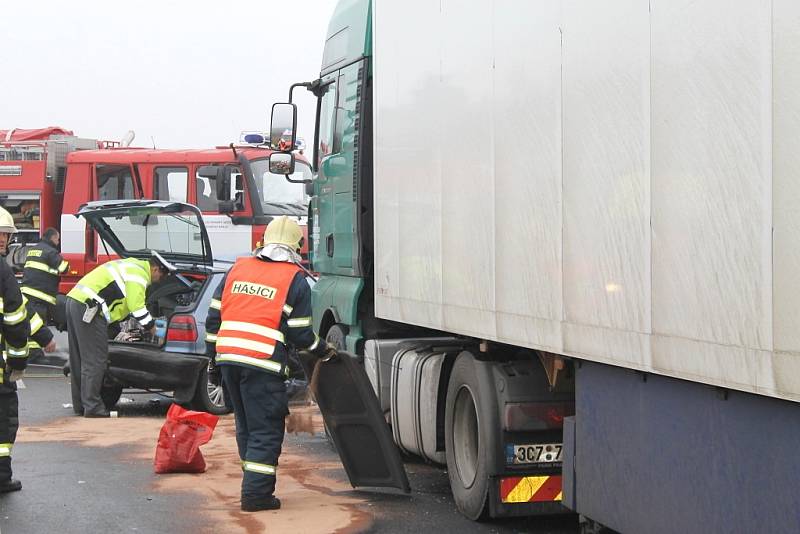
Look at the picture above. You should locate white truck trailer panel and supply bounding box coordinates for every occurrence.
[372,0,800,401]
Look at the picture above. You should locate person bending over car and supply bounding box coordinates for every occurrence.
[65,253,170,417]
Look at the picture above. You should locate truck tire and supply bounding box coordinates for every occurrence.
[325,323,348,351]
[101,385,123,411]
[445,353,489,520]
[191,361,231,415]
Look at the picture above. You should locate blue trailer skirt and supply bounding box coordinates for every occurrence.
[563,361,800,534]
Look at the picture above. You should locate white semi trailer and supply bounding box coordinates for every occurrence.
[274,1,800,531]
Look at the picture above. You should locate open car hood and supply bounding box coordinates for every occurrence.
[77,200,213,267]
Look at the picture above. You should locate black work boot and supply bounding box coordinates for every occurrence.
[241,495,281,512]
[0,479,22,493]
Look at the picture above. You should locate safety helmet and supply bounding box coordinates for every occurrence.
[263,216,302,251]
[0,207,17,235]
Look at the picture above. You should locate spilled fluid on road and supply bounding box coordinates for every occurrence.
[17,404,371,534]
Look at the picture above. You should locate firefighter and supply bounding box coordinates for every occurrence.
[0,207,31,493]
[20,227,66,365]
[205,216,336,512]
[65,253,170,417]
[20,227,68,322]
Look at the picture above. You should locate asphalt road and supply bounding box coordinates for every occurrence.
[0,331,578,534]
[0,374,204,534]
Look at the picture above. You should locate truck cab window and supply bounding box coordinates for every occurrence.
[317,80,337,169]
[96,164,135,200]
[154,167,188,203]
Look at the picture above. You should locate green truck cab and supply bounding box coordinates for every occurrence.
[307,0,373,352]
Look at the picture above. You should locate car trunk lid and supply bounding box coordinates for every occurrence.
[77,200,213,267]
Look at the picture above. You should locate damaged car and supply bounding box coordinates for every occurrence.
[61,200,231,414]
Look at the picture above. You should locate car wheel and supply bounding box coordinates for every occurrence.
[101,385,123,411]
[445,353,489,520]
[191,360,231,415]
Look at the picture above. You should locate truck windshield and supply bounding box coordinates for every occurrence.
[249,159,310,217]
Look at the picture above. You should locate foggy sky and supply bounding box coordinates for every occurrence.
[0,0,337,149]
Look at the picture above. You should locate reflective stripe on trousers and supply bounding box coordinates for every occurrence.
[242,461,276,475]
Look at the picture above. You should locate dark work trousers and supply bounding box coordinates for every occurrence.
[66,297,109,416]
[0,366,18,482]
[220,364,288,501]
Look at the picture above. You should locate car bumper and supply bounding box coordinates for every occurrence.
[107,342,208,404]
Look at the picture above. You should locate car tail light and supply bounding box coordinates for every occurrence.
[167,315,197,342]
[503,402,575,431]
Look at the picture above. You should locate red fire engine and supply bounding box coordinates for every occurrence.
[59,144,311,292]
[0,127,101,268]
[0,128,310,293]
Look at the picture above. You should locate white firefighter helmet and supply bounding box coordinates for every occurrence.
[0,207,17,235]
[262,216,302,251]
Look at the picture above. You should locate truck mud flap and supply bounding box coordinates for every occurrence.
[299,351,411,493]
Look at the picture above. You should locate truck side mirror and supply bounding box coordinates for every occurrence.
[218,200,235,215]
[269,152,296,176]
[270,103,297,152]
[197,165,231,202]
[216,167,232,202]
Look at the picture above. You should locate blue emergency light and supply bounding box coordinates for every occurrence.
[244,133,265,144]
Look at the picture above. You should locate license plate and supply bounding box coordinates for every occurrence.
[509,443,563,464]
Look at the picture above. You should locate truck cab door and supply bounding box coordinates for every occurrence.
[312,72,339,273]
[313,58,368,276]
[299,351,410,492]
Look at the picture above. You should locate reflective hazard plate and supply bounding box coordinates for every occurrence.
[508,443,563,464]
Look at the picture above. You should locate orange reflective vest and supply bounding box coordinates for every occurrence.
[215,257,301,375]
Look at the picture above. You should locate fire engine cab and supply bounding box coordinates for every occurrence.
[59,143,311,292]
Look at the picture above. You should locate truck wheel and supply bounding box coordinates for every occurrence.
[191,361,231,415]
[101,385,123,411]
[325,323,348,351]
[445,353,489,520]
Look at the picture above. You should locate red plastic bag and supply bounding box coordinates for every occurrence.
[154,404,219,474]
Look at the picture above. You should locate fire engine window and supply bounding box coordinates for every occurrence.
[96,165,135,201]
[195,164,241,212]
[154,167,188,203]
[0,196,40,245]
